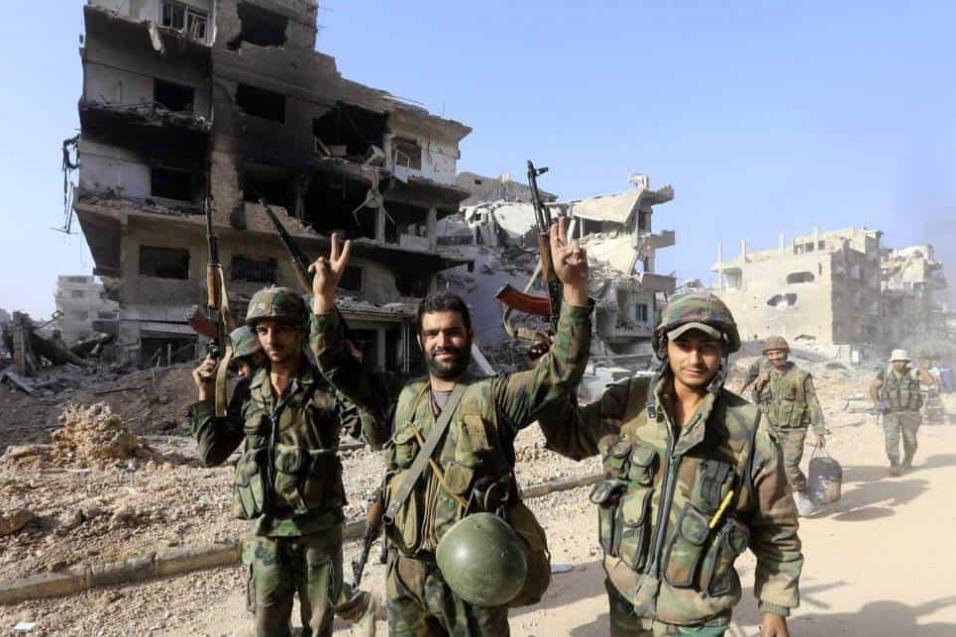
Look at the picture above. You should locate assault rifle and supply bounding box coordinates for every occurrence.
[256,195,314,294]
[351,486,386,589]
[198,198,235,416]
[494,160,563,341]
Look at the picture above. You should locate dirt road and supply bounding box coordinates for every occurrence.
[4,396,955,636]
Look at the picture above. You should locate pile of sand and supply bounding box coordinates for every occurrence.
[50,402,149,466]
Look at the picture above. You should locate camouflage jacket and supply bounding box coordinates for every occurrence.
[311,302,592,556]
[538,374,803,625]
[755,362,825,434]
[877,366,923,412]
[187,362,387,536]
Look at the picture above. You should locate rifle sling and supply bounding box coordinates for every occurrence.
[383,383,466,525]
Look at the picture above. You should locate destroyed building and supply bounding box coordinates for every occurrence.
[880,244,949,344]
[71,0,472,368]
[456,171,558,207]
[713,227,949,349]
[53,275,120,344]
[439,173,676,373]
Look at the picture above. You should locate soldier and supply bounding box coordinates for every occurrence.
[308,222,592,636]
[752,336,825,516]
[187,287,388,637]
[869,349,936,476]
[229,324,266,379]
[539,293,803,637]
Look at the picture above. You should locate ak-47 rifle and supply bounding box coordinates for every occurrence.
[494,160,563,341]
[255,194,315,294]
[352,486,385,589]
[199,198,236,417]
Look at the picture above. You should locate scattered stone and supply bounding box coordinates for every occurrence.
[0,509,35,536]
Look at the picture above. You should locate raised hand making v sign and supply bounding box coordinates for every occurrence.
[309,232,352,315]
[548,216,589,307]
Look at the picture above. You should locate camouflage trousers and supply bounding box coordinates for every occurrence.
[883,411,921,467]
[242,527,345,637]
[606,580,729,636]
[385,551,510,637]
[773,427,809,495]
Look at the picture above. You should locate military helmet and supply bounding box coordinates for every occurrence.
[229,325,262,360]
[435,512,527,607]
[653,292,740,357]
[245,287,307,326]
[762,335,790,354]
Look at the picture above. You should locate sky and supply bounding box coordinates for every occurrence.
[1,0,955,318]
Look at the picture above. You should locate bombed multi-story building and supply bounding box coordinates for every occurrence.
[713,227,948,349]
[455,171,558,207]
[439,173,676,370]
[53,275,120,344]
[72,0,471,367]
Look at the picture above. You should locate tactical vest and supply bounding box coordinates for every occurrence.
[232,369,346,520]
[384,378,516,556]
[880,366,923,412]
[589,379,760,624]
[762,365,811,429]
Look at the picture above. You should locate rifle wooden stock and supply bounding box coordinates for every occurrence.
[496,284,551,317]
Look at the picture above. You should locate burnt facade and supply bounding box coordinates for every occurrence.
[74,0,471,368]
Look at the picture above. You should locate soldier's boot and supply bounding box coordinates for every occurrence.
[794,491,815,517]
[888,463,904,477]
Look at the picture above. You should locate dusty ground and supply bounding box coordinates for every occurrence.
[2,360,955,635]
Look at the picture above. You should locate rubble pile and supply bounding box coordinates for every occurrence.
[50,403,149,466]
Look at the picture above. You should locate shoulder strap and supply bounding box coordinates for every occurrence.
[384,383,467,525]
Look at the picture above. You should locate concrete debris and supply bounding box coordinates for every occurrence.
[50,403,150,466]
[0,509,35,537]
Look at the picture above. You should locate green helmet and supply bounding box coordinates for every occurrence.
[435,512,527,607]
[245,287,307,327]
[229,325,261,360]
[762,335,790,353]
[653,292,740,357]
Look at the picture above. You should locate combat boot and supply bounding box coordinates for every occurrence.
[888,463,904,477]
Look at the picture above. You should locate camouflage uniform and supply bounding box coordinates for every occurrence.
[187,290,387,637]
[755,362,825,495]
[311,302,593,636]
[877,366,923,468]
[538,293,802,636]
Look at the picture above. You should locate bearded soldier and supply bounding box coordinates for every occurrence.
[539,293,803,637]
[188,287,386,637]
[869,349,935,476]
[308,221,592,636]
[752,336,825,516]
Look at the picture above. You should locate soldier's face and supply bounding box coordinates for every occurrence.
[667,331,723,390]
[766,349,788,368]
[419,310,473,380]
[892,360,908,373]
[255,319,303,366]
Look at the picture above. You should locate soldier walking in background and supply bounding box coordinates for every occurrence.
[187,287,386,637]
[753,336,826,516]
[539,293,803,637]
[870,349,936,476]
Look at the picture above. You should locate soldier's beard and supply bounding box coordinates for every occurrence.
[425,340,472,380]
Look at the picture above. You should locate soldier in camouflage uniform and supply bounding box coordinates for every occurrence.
[869,349,936,476]
[538,293,803,637]
[752,336,825,516]
[308,223,592,636]
[188,287,388,637]
[230,324,266,379]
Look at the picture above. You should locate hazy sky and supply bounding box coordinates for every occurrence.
[1,0,955,318]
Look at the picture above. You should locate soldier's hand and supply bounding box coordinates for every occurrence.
[760,613,790,637]
[815,434,826,449]
[192,355,217,400]
[549,217,589,306]
[310,232,352,314]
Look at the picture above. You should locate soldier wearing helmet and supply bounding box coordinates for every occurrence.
[869,348,935,476]
[308,222,593,636]
[751,335,826,516]
[538,292,803,637]
[187,286,385,637]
